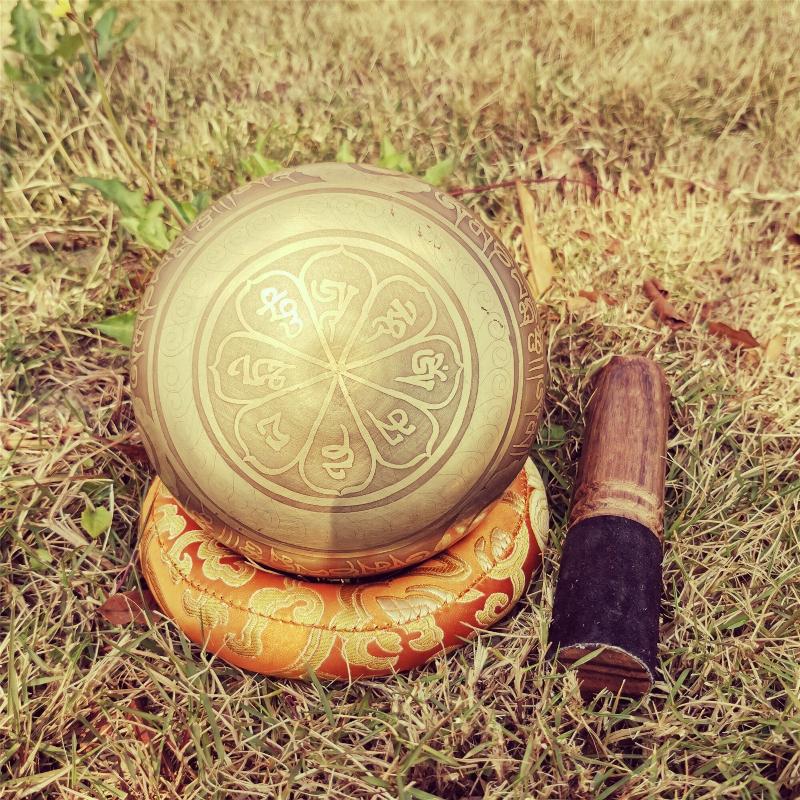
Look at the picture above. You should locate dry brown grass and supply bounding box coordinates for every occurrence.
[1,1,799,798]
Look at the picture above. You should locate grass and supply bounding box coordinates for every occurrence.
[1,0,799,797]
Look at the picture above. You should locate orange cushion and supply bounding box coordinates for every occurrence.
[138,459,548,679]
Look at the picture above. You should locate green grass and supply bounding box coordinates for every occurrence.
[1,0,799,798]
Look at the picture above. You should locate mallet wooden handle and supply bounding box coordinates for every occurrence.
[548,355,669,696]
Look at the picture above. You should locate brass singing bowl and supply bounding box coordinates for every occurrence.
[131,163,547,578]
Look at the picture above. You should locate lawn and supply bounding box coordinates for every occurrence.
[1,1,799,798]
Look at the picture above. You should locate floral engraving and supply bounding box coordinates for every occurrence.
[205,245,468,501]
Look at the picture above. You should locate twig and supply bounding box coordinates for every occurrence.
[450,175,615,198]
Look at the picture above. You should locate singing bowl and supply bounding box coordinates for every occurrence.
[139,459,548,679]
[131,163,547,577]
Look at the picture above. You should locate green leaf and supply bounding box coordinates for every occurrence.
[423,156,455,187]
[378,136,412,173]
[241,152,282,178]
[54,33,83,63]
[94,7,119,60]
[91,310,136,347]
[85,0,107,19]
[30,547,54,573]
[81,502,112,538]
[77,177,147,218]
[4,61,24,82]
[191,190,211,214]
[9,1,46,58]
[176,190,212,222]
[134,201,171,251]
[116,18,139,47]
[93,7,138,61]
[335,139,356,164]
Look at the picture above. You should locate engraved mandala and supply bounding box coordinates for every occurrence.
[197,242,473,509]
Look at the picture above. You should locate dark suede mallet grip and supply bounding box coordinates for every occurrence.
[548,355,670,696]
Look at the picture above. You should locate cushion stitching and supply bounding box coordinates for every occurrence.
[144,477,536,635]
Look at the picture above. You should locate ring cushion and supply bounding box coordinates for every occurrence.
[138,459,548,679]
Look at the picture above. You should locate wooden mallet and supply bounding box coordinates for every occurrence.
[548,355,670,696]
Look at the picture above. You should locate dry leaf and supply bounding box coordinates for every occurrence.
[29,230,98,251]
[535,144,582,177]
[97,589,157,626]
[527,143,600,199]
[516,181,554,298]
[127,698,152,744]
[642,278,687,330]
[707,321,761,349]
[111,442,151,464]
[764,335,784,362]
[96,437,151,465]
[565,296,591,312]
[579,289,618,306]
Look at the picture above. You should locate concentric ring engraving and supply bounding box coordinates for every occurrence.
[132,163,547,576]
[197,238,474,509]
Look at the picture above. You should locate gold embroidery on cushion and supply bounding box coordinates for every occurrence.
[290,628,337,676]
[138,461,546,678]
[227,581,326,659]
[341,629,402,671]
[410,552,471,580]
[182,588,229,629]
[474,487,530,600]
[478,526,530,600]
[163,529,205,583]
[456,587,483,604]
[226,615,267,659]
[475,591,510,626]
[155,506,257,589]
[376,584,455,624]
[331,588,401,671]
[155,503,187,539]
[528,485,549,552]
[405,616,445,653]
[196,540,256,588]
[500,487,527,516]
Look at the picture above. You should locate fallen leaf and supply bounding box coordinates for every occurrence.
[516,181,554,298]
[530,143,582,179]
[642,278,687,330]
[81,501,112,538]
[707,321,761,349]
[764,335,784,362]
[787,231,800,246]
[29,230,97,251]
[527,143,598,198]
[126,698,152,744]
[96,437,151,465]
[97,589,157,626]
[565,296,591,312]
[579,289,617,306]
[700,300,719,321]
